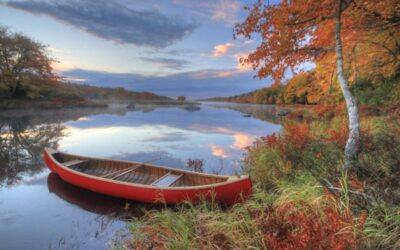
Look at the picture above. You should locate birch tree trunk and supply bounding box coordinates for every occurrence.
[335,0,361,169]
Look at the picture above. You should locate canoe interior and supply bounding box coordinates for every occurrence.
[51,152,229,187]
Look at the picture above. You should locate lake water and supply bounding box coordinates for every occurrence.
[0,102,288,249]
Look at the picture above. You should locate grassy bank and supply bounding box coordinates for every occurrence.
[115,105,399,249]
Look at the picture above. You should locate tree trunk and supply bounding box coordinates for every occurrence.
[335,0,361,169]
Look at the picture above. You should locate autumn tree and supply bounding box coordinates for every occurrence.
[0,26,53,98]
[235,0,399,169]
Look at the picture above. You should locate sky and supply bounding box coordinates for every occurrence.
[0,0,279,99]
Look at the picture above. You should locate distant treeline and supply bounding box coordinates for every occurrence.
[206,71,399,106]
[58,81,172,102]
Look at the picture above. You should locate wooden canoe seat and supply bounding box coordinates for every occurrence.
[62,160,87,168]
[152,173,183,187]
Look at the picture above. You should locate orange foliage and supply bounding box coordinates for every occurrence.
[255,195,364,249]
[284,123,311,149]
[235,0,399,93]
[326,123,349,148]
[312,103,347,118]
[312,105,335,118]
[261,133,279,147]
[130,194,366,250]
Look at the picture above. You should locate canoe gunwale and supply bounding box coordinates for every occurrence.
[45,148,250,191]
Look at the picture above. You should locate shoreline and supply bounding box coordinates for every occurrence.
[0,99,201,110]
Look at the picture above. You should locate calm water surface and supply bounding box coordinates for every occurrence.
[0,102,288,249]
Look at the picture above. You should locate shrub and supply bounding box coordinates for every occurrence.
[123,187,364,250]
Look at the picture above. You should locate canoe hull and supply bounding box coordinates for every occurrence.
[44,150,252,205]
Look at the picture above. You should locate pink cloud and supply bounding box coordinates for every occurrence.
[212,42,234,57]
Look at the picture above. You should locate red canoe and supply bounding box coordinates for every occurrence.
[44,148,252,205]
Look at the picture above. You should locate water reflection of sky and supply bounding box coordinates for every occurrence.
[59,105,281,174]
[0,178,127,250]
[0,103,282,250]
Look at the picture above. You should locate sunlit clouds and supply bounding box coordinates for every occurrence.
[51,61,75,73]
[209,129,254,158]
[77,117,91,121]
[199,126,256,158]
[212,42,234,57]
[232,133,253,149]
[46,46,65,53]
[210,145,230,158]
[211,41,255,73]
[0,0,265,98]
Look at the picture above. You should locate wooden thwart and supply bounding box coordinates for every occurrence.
[101,158,160,179]
[152,173,183,187]
[62,160,87,168]
[110,165,142,180]
[101,164,140,179]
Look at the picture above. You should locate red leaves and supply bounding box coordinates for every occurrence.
[285,122,311,149]
[236,0,398,88]
[259,197,362,250]
[312,103,347,118]
[234,0,336,83]
[251,123,311,154]
[326,123,349,147]
[261,133,279,147]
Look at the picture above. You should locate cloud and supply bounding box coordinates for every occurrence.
[173,0,241,26]
[189,69,240,79]
[209,0,241,26]
[139,57,190,70]
[209,40,256,72]
[6,0,197,48]
[46,47,65,53]
[210,145,230,158]
[212,42,234,57]
[232,133,253,149]
[144,132,189,142]
[233,52,253,72]
[51,60,76,72]
[62,77,88,82]
[213,127,254,149]
[164,49,196,56]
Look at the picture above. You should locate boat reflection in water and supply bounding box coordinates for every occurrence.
[47,173,156,221]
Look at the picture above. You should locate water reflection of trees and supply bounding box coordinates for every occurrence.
[0,107,136,187]
[0,116,65,186]
[207,103,293,124]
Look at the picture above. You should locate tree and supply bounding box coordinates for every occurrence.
[177,96,186,102]
[234,0,399,169]
[0,26,53,98]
